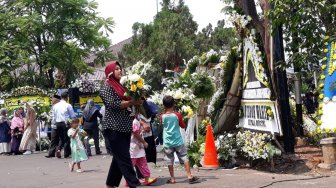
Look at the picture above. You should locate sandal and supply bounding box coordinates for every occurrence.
[145,177,157,186]
[166,179,176,184]
[76,169,84,173]
[188,176,200,184]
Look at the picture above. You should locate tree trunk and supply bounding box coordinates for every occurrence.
[273,27,295,153]
[48,67,54,88]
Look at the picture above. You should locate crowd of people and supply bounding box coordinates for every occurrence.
[0,60,199,188]
[0,104,38,155]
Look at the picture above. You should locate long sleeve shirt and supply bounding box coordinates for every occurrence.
[100,84,134,133]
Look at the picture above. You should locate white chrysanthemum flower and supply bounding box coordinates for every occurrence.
[143,84,151,91]
[173,89,183,99]
[129,74,141,82]
[220,55,227,63]
[120,76,128,85]
[332,96,336,102]
[323,97,330,104]
[206,49,217,58]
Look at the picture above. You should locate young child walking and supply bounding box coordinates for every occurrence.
[127,114,157,186]
[161,96,199,184]
[67,119,88,173]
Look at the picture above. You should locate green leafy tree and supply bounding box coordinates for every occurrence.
[195,20,237,53]
[0,0,114,90]
[121,0,198,70]
[268,0,335,72]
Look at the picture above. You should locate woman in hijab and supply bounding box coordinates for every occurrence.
[100,61,142,188]
[11,107,24,155]
[83,99,103,156]
[0,108,11,155]
[19,103,38,155]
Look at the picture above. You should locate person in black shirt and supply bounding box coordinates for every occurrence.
[83,99,103,156]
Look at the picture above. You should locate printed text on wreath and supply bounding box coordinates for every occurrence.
[244,105,268,127]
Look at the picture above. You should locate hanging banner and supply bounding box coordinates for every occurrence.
[320,40,336,130]
[71,94,103,118]
[79,95,103,106]
[4,95,50,110]
[238,38,282,135]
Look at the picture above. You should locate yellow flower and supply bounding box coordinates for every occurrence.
[136,82,143,89]
[333,128,336,133]
[317,127,321,134]
[319,104,323,109]
[322,64,327,70]
[187,110,194,118]
[325,35,330,40]
[323,57,327,61]
[317,120,322,125]
[319,94,324,99]
[318,110,323,115]
[325,128,331,133]
[266,109,273,116]
[321,75,325,79]
[324,49,328,53]
[319,83,324,88]
[259,64,263,71]
[325,42,329,46]
[333,54,336,59]
[130,84,137,92]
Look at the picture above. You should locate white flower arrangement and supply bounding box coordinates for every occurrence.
[206,49,218,58]
[128,61,153,76]
[228,12,251,29]
[69,78,102,93]
[0,91,11,99]
[207,87,224,115]
[11,86,48,97]
[302,114,318,134]
[236,130,277,160]
[149,87,197,118]
[216,133,237,162]
[0,86,55,100]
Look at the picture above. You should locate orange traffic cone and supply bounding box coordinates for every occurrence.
[203,123,219,169]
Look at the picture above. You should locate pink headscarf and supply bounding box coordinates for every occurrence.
[11,110,24,131]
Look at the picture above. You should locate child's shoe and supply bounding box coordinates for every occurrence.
[145,177,157,186]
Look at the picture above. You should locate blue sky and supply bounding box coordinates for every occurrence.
[96,0,225,44]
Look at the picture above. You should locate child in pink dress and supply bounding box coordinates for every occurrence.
[127,114,157,186]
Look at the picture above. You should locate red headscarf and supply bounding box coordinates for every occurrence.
[105,61,131,101]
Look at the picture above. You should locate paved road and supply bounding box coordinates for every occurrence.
[0,152,335,188]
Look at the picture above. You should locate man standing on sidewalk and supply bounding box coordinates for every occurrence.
[46,92,76,158]
[45,95,61,158]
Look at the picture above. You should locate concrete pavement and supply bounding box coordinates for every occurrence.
[0,152,335,188]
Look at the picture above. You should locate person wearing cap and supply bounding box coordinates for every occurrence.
[46,93,76,158]
[60,92,76,158]
[46,95,61,158]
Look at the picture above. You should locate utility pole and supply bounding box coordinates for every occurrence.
[292,8,304,137]
[156,0,159,13]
